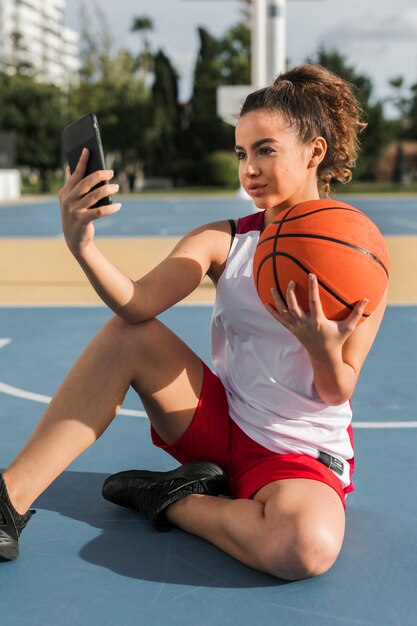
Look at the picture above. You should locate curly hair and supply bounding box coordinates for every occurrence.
[239,64,367,196]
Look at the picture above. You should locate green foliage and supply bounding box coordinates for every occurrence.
[147,50,181,176]
[385,75,417,141]
[192,27,224,126]
[204,150,239,188]
[67,4,154,175]
[131,16,154,32]
[67,67,153,162]
[405,82,417,139]
[183,23,249,167]
[3,4,416,192]
[131,15,154,81]
[219,23,251,85]
[0,73,63,190]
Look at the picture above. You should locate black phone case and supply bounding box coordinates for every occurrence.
[62,113,112,208]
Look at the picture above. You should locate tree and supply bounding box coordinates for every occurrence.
[180,20,252,184]
[403,82,417,139]
[0,73,63,190]
[131,15,154,83]
[68,4,154,184]
[180,28,230,183]
[147,50,180,176]
[219,23,251,85]
[383,76,410,141]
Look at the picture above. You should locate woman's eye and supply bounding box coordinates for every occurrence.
[258,147,273,156]
[235,151,246,160]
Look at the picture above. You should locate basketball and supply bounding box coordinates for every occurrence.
[253,199,390,322]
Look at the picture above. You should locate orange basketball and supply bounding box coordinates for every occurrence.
[253,199,389,323]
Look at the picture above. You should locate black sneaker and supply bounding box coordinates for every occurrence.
[102,461,230,531]
[0,474,34,561]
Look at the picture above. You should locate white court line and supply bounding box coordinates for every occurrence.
[0,303,416,309]
[0,302,214,308]
[1,333,416,428]
[0,381,148,417]
[352,421,417,428]
[0,381,415,427]
[0,338,146,415]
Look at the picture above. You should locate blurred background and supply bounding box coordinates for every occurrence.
[1,0,417,198]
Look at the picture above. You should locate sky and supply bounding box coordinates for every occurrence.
[65,0,417,113]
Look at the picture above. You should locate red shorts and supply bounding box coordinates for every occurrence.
[151,363,350,508]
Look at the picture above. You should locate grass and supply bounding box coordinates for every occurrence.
[334,181,417,195]
[21,178,417,198]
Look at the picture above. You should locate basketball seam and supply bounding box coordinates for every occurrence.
[272,206,296,304]
[257,251,370,317]
[272,206,362,224]
[273,251,369,317]
[257,232,389,276]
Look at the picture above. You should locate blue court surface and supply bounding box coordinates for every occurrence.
[1,304,416,626]
[1,195,417,236]
[1,194,416,625]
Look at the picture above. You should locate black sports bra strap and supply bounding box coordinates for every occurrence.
[228,218,237,240]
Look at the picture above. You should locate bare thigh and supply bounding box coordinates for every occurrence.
[104,315,204,443]
[3,315,204,513]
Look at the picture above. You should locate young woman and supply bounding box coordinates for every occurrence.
[0,64,387,580]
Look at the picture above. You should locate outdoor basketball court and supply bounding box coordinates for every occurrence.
[1,195,416,625]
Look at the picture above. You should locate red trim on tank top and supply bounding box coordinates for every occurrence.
[236,210,265,234]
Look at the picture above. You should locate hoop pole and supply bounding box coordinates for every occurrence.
[251,0,268,88]
[267,0,286,82]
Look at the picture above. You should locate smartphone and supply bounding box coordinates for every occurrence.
[62,113,112,207]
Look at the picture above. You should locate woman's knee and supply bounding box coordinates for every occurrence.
[100,315,157,351]
[260,524,342,581]
[93,316,160,376]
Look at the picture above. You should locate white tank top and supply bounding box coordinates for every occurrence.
[211,211,354,488]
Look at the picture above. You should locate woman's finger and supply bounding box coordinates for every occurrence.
[265,300,294,330]
[83,183,119,209]
[68,182,118,212]
[79,202,122,224]
[76,169,114,197]
[342,298,369,331]
[270,287,288,315]
[308,273,324,318]
[286,281,304,319]
[66,148,90,190]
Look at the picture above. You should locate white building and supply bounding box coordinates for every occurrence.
[0,0,79,87]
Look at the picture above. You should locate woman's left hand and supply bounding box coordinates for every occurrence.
[265,273,368,357]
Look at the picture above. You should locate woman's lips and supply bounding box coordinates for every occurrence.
[247,184,267,196]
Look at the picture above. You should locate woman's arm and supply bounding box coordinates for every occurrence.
[307,286,387,405]
[59,149,232,323]
[267,274,388,405]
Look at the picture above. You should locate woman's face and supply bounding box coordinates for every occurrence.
[235,109,322,214]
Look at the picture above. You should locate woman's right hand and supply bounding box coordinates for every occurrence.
[58,148,121,256]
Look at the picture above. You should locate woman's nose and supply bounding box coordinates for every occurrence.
[244,158,260,177]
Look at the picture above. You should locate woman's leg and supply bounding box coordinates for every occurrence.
[2,315,344,581]
[166,478,345,581]
[3,315,205,515]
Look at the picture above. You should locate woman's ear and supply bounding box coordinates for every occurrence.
[308,136,327,168]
